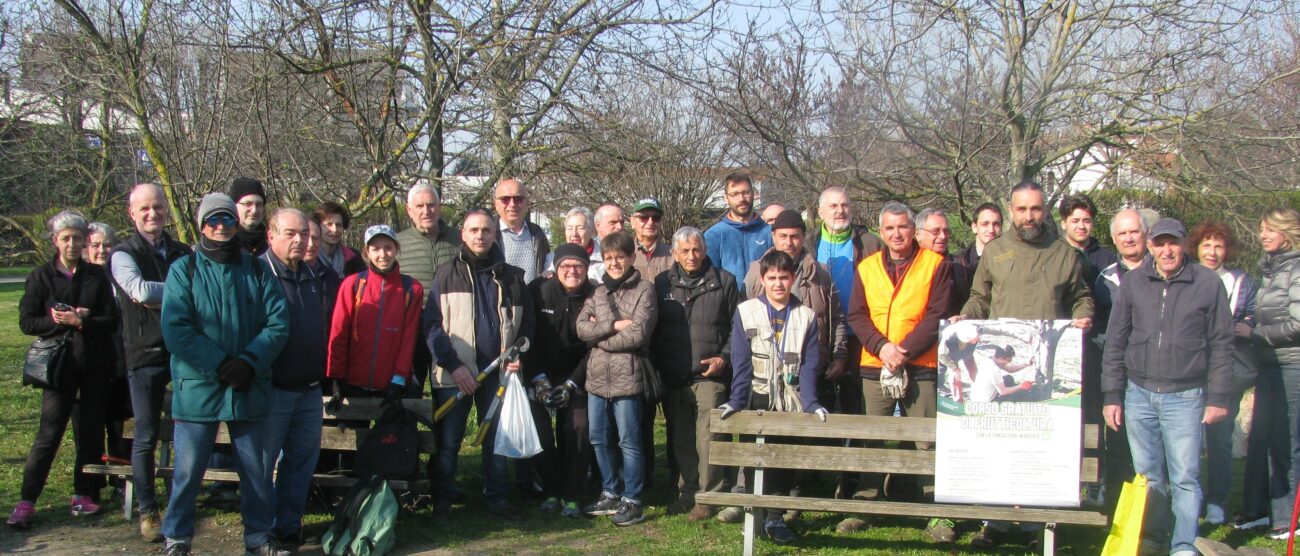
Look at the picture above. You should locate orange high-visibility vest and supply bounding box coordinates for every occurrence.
[857,248,943,368]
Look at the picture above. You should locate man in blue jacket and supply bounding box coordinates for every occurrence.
[160,193,290,556]
[704,173,772,281]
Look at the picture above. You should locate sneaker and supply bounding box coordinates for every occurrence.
[1270,527,1295,541]
[583,493,622,516]
[970,525,1003,548]
[70,495,101,517]
[139,510,164,542]
[560,500,581,518]
[7,501,34,530]
[1234,515,1269,530]
[927,518,957,543]
[687,504,713,522]
[611,500,645,527]
[851,488,880,501]
[486,501,522,521]
[540,497,561,512]
[1204,503,1226,525]
[245,542,291,556]
[763,517,796,544]
[164,543,192,556]
[716,506,743,523]
[666,497,693,515]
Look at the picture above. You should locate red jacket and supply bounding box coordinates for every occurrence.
[327,265,423,390]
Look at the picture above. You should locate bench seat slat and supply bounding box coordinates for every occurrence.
[709,410,1100,449]
[692,492,1108,527]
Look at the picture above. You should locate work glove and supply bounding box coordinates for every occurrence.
[879,365,908,400]
[217,357,255,391]
[718,403,740,420]
[813,407,829,422]
[532,376,554,403]
[326,380,343,412]
[544,380,575,410]
[383,375,407,408]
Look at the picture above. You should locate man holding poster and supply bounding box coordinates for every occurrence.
[1101,218,1234,556]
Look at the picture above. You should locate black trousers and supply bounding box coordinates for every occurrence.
[22,369,110,501]
[532,394,592,501]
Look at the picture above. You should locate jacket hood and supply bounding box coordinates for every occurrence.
[717,214,767,232]
[1262,249,1300,275]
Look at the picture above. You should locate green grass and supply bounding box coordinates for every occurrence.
[0,275,1291,553]
[0,266,33,279]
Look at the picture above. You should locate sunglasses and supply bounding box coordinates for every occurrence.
[204,213,237,228]
[633,213,662,223]
[497,195,527,205]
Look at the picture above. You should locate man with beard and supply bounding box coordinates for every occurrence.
[704,173,772,281]
[954,181,1094,548]
[230,178,270,256]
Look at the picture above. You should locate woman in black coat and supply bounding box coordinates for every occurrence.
[8,211,117,530]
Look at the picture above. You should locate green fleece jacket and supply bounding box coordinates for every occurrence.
[960,228,1094,321]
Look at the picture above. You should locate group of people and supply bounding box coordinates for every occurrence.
[7,171,1300,556]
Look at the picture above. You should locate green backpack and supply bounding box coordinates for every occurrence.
[322,474,399,556]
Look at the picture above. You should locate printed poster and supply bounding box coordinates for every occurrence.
[934,319,1082,507]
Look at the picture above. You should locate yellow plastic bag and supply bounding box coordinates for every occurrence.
[1101,474,1148,556]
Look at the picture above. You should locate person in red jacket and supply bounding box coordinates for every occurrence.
[326,224,424,401]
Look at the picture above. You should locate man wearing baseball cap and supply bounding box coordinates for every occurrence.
[629,198,672,281]
[326,224,424,402]
[1102,217,1234,556]
[159,192,289,556]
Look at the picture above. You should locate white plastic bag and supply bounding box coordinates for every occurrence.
[495,371,542,458]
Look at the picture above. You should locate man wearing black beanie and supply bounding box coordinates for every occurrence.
[230,177,269,256]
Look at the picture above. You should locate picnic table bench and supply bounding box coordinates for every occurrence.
[83,397,436,519]
[694,409,1108,556]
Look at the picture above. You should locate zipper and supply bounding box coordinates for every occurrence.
[1156,278,1169,389]
[367,278,387,389]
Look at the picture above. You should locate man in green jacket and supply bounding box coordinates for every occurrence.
[396,183,461,397]
[159,193,290,556]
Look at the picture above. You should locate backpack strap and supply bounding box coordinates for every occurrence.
[326,474,382,552]
[401,274,413,310]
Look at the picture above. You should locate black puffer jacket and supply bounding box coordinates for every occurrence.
[652,262,741,389]
[525,275,593,385]
[1255,250,1300,367]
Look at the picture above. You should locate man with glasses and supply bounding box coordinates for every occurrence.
[704,173,772,281]
[230,177,270,256]
[915,208,969,317]
[629,198,673,281]
[494,178,550,284]
[159,193,289,556]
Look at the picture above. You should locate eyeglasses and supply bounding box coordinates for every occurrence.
[921,227,952,237]
[204,214,237,228]
[497,195,527,205]
[633,213,662,223]
[557,263,586,273]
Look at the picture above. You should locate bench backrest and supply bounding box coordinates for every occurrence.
[708,410,1100,484]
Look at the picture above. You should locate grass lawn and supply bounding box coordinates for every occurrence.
[0,278,1290,554]
[0,266,32,279]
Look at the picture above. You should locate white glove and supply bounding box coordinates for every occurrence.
[814,407,829,422]
[718,403,740,420]
[880,365,908,400]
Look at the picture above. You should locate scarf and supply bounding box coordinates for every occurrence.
[198,236,241,264]
[821,224,852,244]
[237,225,268,254]
[603,271,631,292]
[461,244,495,271]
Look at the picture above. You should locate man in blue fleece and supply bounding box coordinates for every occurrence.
[704,173,772,281]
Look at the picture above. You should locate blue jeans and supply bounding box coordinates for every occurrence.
[589,394,644,504]
[431,372,508,505]
[262,386,322,538]
[128,365,170,512]
[1124,381,1204,554]
[163,419,273,550]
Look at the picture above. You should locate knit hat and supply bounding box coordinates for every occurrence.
[770,209,805,232]
[228,177,265,203]
[552,242,590,268]
[196,193,237,229]
[364,224,399,245]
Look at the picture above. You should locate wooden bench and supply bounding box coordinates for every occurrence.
[83,397,436,519]
[693,409,1108,556]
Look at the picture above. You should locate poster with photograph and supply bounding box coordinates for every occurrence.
[934,319,1083,507]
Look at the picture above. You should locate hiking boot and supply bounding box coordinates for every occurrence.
[666,497,693,515]
[540,497,562,512]
[164,542,192,556]
[7,501,34,530]
[583,493,622,516]
[687,504,713,522]
[716,506,744,523]
[70,495,101,517]
[139,510,164,542]
[970,525,1003,548]
[245,542,291,556]
[763,517,796,544]
[611,500,645,527]
[851,488,880,501]
[926,518,956,543]
[487,501,522,521]
[560,500,581,518]
[836,516,870,533]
